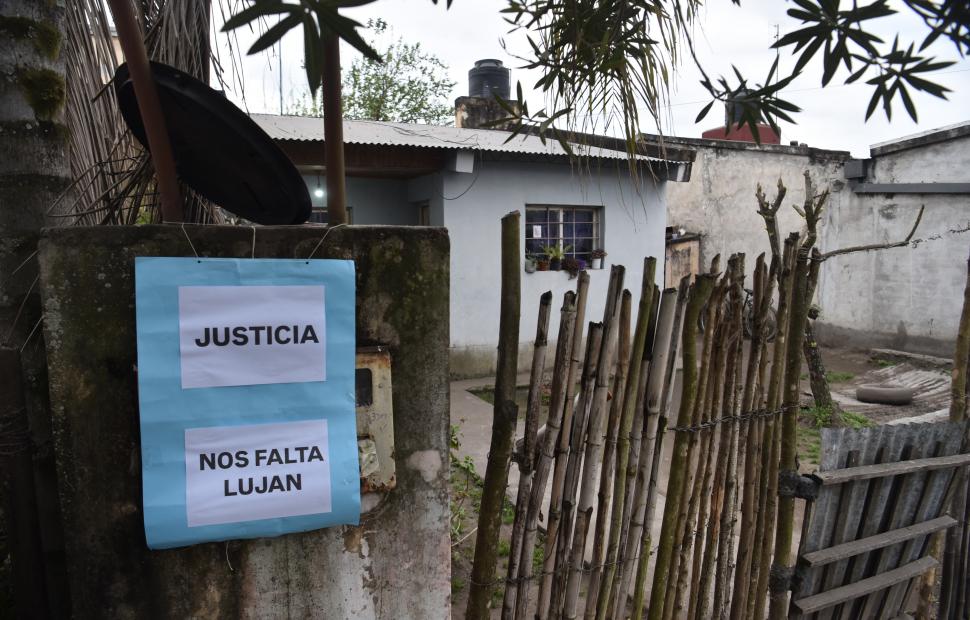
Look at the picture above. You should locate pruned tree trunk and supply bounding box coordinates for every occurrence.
[803,311,839,423]
[322,32,348,225]
[467,211,521,619]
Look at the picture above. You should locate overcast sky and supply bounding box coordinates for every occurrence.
[213,0,970,158]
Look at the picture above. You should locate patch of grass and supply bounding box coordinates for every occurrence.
[873,358,897,368]
[452,578,465,594]
[803,405,833,429]
[799,373,807,381]
[502,498,516,525]
[842,410,874,429]
[798,425,821,465]
[825,371,855,383]
[498,539,511,558]
[532,538,545,573]
[450,425,482,547]
[469,386,495,405]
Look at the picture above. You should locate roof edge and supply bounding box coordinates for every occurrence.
[644,133,851,160]
[869,121,970,158]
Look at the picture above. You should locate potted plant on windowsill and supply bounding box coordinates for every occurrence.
[536,258,550,271]
[563,256,585,279]
[524,256,537,273]
[543,244,569,271]
[590,248,607,269]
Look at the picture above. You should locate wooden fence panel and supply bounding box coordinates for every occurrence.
[791,420,967,619]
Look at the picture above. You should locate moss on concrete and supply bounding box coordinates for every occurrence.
[37,225,451,618]
[0,16,62,60]
[16,68,66,121]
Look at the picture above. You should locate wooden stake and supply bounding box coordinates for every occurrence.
[562,267,625,619]
[513,292,578,620]
[731,255,771,619]
[752,235,798,620]
[595,259,657,620]
[646,273,715,620]
[537,272,591,620]
[502,291,553,619]
[549,322,604,618]
[769,173,825,619]
[467,212,522,620]
[584,289,632,620]
[631,279,689,620]
[712,256,746,617]
[609,286,661,620]
[669,266,727,620]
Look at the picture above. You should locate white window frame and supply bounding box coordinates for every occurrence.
[525,205,602,260]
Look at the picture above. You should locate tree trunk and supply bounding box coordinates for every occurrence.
[467,212,521,619]
[803,315,839,423]
[0,1,71,615]
[322,32,348,225]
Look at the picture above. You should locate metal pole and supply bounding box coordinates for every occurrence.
[322,32,347,225]
[106,0,183,222]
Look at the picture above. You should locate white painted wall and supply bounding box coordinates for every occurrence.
[444,158,667,376]
[816,132,970,355]
[665,140,849,280]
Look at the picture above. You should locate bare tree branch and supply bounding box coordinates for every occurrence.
[816,205,925,263]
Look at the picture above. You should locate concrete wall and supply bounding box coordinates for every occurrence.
[37,226,451,618]
[446,158,666,377]
[816,130,970,356]
[665,139,850,280]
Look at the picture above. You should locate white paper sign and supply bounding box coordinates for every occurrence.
[178,285,326,389]
[184,419,332,527]
[533,224,542,239]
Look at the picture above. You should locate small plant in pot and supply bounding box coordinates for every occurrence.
[543,244,569,271]
[590,248,607,269]
[536,257,550,271]
[562,256,584,279]
[524,256,537,273]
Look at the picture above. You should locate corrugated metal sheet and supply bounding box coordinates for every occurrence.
[251,113,684,163]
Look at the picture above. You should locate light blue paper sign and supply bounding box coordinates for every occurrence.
[135,257,360,549]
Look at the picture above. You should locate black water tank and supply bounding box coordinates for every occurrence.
[724,89,750,126]
[468,59,510,99]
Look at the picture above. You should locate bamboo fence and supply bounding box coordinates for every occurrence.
[467,174,938,619]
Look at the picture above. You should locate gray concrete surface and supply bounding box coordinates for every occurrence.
[38,225,451,619]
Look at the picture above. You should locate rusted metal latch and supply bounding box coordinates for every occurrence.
[777,469,821,500]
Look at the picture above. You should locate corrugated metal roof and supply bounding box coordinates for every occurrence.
[251,113,686,164]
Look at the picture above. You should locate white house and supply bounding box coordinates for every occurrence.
[252,65,693,376]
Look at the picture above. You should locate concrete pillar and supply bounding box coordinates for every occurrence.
[37,225,451,618]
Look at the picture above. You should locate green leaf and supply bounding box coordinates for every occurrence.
[694,100,715,123]
[248,12,302,54]
[898,83,917,121]
[302,14,322,96]
[221,0,295,32]
[864,84,882,120]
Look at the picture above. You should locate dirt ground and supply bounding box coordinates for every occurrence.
[448,343,952,618]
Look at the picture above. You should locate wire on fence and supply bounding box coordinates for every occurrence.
[667,406,787,434]
[468,543,661,589]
